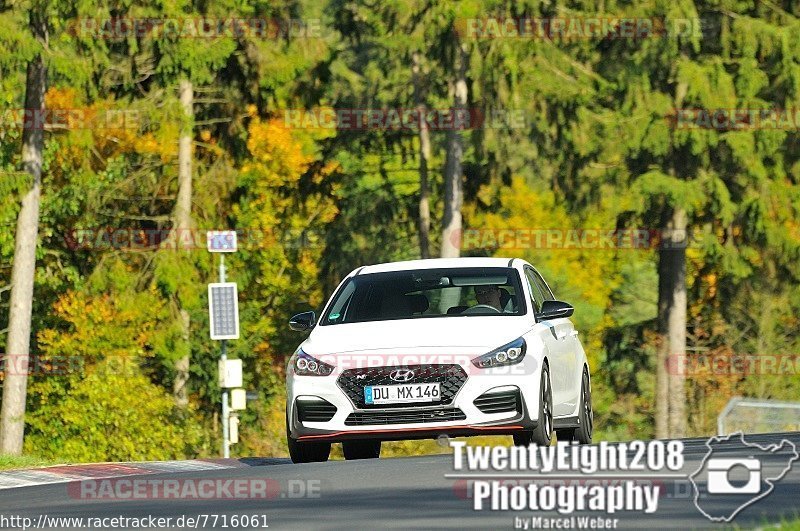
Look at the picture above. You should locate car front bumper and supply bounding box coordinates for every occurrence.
[287,362,542,442]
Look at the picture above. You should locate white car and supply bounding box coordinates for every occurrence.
[285,257,593,463]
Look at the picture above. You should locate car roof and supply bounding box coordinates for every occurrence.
[355,257,522,275]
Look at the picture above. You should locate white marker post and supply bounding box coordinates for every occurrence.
[207,230,239,458]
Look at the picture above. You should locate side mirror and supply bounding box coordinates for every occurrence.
[289,311,316,331]
[538,300,574,320]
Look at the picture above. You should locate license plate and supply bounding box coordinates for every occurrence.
[364,383,441,405]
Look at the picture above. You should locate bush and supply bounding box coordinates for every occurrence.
[25,360,205,463]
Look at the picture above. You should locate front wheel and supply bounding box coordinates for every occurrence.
[286,411,331,464]
[555,368,593,444]
[513,363,553,446]
[573,368,593,444]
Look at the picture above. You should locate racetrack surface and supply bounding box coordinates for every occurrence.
[0,432,798,530]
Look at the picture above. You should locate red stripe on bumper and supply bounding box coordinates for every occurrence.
[297,424,524,441]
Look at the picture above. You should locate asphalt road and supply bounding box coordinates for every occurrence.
[1,432,799,530]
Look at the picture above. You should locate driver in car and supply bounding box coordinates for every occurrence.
[474,284,503,311]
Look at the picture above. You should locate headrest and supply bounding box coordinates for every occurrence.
[406,294,429,314]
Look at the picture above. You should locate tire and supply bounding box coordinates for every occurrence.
[342,439,381,460]
[573,368,593,444]
[513,363,553,447]
[286,411,331,464]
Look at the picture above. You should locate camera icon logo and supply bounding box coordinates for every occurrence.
[706,458,761,494]
[690,433,798,522]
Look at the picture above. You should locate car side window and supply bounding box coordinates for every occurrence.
[524,268,544,314]
[532,269,555,301]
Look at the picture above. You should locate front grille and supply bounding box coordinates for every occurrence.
[345,406,466,426]
[337,364,468,409]
[474,389,520,414]
[296,398,337,422]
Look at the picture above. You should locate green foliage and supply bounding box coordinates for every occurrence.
[0,454,52,470]
[25,360,206,462]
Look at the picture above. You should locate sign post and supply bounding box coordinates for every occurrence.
[207,230,239,458]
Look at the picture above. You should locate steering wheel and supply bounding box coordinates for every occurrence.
[462,304,502,315]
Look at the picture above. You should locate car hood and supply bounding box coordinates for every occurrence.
[302,316,532,355]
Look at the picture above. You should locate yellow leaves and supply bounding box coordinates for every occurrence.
[468,177,616,306]
[132,133,164,156]
[705,272,718,297]
[788,219,800,242]
[467,176,624,347]
[314,160,341,186]
[44,291,115,341]
[40,88,172,169]
[157,122,181,163]
[52,290,84,320]
[686,241,703,262]
[236,115,339,365]
[44,87,78,110]
[316,200,340,225]
[685,346,741,420]
[38,287,166,365]
[245,118,312,184]
[240,113,337,250]
[689,270,720,319]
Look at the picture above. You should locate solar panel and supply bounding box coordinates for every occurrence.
[208,282,240,339]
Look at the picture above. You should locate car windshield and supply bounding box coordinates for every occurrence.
[321,267,526,325]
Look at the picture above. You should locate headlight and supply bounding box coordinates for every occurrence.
[291,349,334,376]
[471,337,526,368]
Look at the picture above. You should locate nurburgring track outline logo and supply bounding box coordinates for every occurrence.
[689,432,799,523]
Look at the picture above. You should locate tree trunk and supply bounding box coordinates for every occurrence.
[440,43,468,259]
[662,79,689,439]
[172,78,194,409]
[412,51,431,259]
[655,247,669,439]
[665,207,688,438]
[0,12,47,455]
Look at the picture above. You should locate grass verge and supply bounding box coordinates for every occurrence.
[0,454,53,471]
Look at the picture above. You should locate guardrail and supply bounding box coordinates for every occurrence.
[717,397,800,435]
